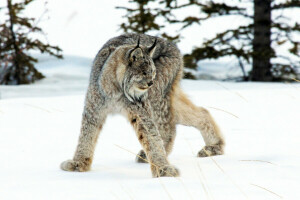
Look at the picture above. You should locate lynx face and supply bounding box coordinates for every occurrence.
[122,39,157,102]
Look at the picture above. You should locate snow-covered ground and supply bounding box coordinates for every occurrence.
[1,0,300,199]
[1,56,300,200]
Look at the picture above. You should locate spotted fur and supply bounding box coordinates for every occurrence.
[60,33,225,177]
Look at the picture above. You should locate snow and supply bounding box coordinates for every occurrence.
[1,56,300,200]
[1,0,300,199]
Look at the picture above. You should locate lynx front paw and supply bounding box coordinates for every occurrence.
[197,145,224,157]
[60,159,91,172]
[136,150,148,163]
[152,165,180,177]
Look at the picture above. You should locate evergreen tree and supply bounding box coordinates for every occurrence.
[159,0,300,81]
[117,0,193,77]
[0,0,62,85]
[116,0,180,42]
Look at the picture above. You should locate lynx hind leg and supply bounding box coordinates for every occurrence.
[173,89,225,157]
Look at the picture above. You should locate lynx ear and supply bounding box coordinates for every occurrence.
[128,37,143,62]
[148,38,157,57]
[130,48,143,62]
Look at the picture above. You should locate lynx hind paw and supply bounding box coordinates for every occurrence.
[197,145,224,157]
[60,159,91,172]
[136,150,148,163]
[152,165,180,178]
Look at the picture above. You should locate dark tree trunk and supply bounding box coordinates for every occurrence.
[250,0,273,81]
[7,0,21,84]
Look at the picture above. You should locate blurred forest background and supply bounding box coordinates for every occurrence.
[0,0,299,85]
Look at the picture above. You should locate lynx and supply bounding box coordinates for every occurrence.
[61,33,225,177]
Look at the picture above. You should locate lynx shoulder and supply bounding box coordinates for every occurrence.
[60,33,225,177]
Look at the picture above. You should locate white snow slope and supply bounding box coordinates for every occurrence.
[1,56,300,200]
[1,0,300,199]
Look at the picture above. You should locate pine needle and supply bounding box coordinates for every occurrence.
[196,162,214,200]
[184,138,213,200]
[114,144,149,163]
[216,83,248,102]
[158,178,174,200]
[24,103,51,113]
[203,148,249,200]
[291,78,300,83]
[239,160,277,166]
[208,106,239,119]
[119,183,135,200]
[110,190,120,200]
[177,178,195,200]
[250,183,283,199]
[113,144,173,200]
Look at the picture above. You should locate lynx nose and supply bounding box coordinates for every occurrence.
[147,81,153,87]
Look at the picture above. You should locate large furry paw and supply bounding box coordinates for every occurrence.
[197,145,224,157]
[136,150,148,163]
[60,159,91,172]
[152,165,180,178]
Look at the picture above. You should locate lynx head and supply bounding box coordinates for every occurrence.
[118,38,157,102]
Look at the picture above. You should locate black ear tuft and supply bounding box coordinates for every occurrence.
[135,36,140,49]
[148,38,157,53]
[128,36,141,60]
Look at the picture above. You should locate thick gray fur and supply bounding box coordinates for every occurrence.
[60,33,225,177]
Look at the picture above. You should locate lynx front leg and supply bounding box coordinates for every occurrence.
[135,122,176,164]
[173,89,225,157]
[128,107,179,177]
[136,107,177,162]
[61,91,107,172]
